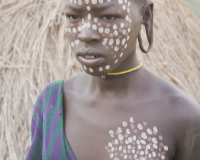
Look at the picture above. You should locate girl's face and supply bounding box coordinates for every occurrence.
[65,0,142,76]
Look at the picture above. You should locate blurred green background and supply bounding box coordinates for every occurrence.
[184,0,200,16]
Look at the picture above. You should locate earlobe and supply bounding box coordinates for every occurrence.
[138,1,154,53]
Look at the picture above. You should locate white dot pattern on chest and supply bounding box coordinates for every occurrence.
[105,117,169,160]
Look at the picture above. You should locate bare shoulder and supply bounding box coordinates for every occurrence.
[146,68,200,114]
[146,69,200,159]
[63,72,86,93]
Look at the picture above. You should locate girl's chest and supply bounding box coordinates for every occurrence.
[63,99,176,160]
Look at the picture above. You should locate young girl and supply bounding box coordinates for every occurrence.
[26,0,200,159]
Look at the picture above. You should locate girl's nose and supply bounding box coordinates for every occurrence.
[78,27,100,42]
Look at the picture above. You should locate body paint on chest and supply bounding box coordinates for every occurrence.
[105,117,169,160]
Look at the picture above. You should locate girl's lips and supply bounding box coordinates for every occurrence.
[78,55,105,67]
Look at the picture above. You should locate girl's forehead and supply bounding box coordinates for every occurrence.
[66,0,131,6]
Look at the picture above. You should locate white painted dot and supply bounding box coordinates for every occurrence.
[86,6,91,11]
[92,24,97,30]
[146,144,151,150]
[78,26,83,32]
[109,130,114,135]
[88,14,91,20]
[132,135,136,141]
[86,23,91,28]
[92,0,97,4]
[126,128,131,134]
[114,59,118,64]
[147,128,153,135]
[122,29,127,35]
[153,126,158,133]
[118,0,123,4]
[89,68,93,73]
[114,139,119,145]
[152,137,158,144]
[153,144,158,149]
[128,137,132,143]
[125,15,130,21]
[113,24,117,29]
[114,30,118,36]
[127,36,130,41]
[124,154,128,159]
[141,140,146,145]
[114,46,119,52]
[99,27,104,33]
[125,140,129,144]
[120,52,123,57]
[74,40,79,45]
[78,0,82,5]
[137,123,143,130]
[108,142,112,147]
[130,117,134,123]
[105,65,110,70]
[141,132,147,139]
[102,38,108,45]
[140,151,144,156]
[123,5,126,10]
[117,127,122,133]
[120,23,125,28]
[152,152,156,157]
[138,145,142,150]
[123,148,126,154]
[105,28,110,34]
[164,146,169,151]
[94,17,98,23]
[71,42,74,47]
[161,155,165,159]
[110,153,114,158]
[99,67,103,72]
[122,38,126,45]
[109,39,114,45]
[148,154,152,158]
[122,121,128,127]
[116,39,120,45]
[118,134,123,141]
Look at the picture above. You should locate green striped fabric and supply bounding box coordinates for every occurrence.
[26,80,76,160]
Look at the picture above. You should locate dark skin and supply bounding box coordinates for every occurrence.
[63,0,200,160]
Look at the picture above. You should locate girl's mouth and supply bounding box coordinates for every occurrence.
[78,55,105,67]
[77,48,105,67]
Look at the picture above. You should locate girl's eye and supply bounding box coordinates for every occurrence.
[101,15,117,21]
[66,15,81,20]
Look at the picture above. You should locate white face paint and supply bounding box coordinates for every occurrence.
[105,117,169,160]
[65,0,133,75]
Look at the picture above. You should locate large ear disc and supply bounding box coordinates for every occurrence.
[138,1,154,53]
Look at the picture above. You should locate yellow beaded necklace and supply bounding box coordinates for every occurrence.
[101,62,143,79]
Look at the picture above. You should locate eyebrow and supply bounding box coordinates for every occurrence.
[65,3,115,12]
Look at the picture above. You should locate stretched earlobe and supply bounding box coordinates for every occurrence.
[138,1,154,53]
